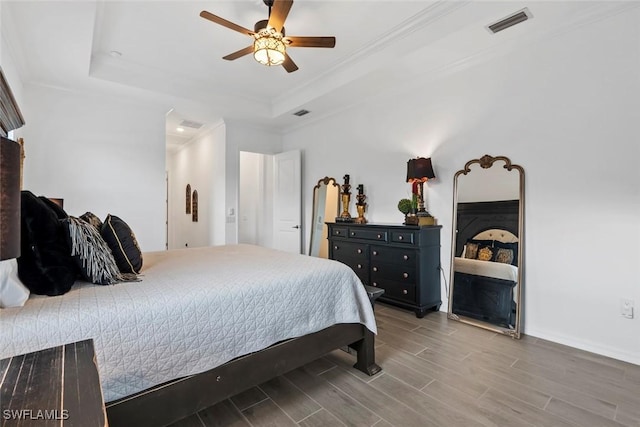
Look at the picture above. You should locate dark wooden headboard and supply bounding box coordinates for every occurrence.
[454,200,519,257]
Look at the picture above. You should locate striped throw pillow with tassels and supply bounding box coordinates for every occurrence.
[63,217,139,285]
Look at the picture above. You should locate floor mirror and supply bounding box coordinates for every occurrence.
[309,177,340,258]
[448,155,524,338]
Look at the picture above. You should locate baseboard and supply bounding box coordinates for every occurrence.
[524,327,640,366]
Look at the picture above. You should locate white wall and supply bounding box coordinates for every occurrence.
[21,84,167,251]
[283,11,640,363]
[224,121,282,244]
[167,123,226,249]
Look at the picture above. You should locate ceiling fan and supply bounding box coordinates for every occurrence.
[200,0,336,73]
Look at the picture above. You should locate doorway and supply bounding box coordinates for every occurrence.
[238,150,301,253]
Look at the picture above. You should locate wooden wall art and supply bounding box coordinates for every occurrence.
[192,190,198,222]
[186,184,191,214]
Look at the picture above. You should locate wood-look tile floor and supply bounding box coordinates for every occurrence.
[170,304,640,427]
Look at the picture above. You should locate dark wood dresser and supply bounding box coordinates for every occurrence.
[0,340,107,426]
[328,223,442,318]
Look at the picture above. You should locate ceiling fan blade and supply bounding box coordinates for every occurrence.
[285,36,336,48]
[267,0,293,33]
[223,46,254,61]
[200,10,254,36]
[282,53,299,73]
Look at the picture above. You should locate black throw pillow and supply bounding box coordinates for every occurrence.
[17,191,78,296]
[101,214,143,274]
[39,197,68,220]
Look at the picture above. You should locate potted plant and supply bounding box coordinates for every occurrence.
[398,198,418,225]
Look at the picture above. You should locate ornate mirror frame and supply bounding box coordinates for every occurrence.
[309,177,340,258]
[448,155,525,338]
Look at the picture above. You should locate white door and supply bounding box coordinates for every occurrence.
[273,150,302,254]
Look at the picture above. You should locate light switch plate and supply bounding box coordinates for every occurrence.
[621,298,634,319]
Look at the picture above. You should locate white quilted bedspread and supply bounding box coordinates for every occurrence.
[0,244,376,402]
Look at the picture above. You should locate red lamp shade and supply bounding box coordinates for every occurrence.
[1,136,21,260]
[406,157,435,183]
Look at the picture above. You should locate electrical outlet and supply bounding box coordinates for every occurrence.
[621,298,634,319]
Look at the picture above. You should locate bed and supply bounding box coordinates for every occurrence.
[451,200,520,329]
[452,229,519,328]
[0,244,379,426]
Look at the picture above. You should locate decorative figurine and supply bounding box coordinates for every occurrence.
[354,184,367,224]
[337,174,354,222]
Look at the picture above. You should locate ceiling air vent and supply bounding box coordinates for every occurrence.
[179,120,203,129]
[487,8,532,34]
[293,109,310,117]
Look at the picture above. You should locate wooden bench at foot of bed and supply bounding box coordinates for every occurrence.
[106,323,379,427]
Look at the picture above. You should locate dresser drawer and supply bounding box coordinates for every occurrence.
[348,228,388,242]
[370,246,416,267]
[371,279,416,303]
[331,226,349,237]
[339,258,369,284]
[370,263,415,283]
[331,241,368,260]
[390,230,416,245]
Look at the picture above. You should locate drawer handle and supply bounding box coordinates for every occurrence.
[403,255,409,260]
[372,282,378,287]
[372,251,378,256]
[403,273,409,279]
[351,232,356,236]
[399,236,404,240]
[334,246,339,250]
[336,231,341,235]
[357,264,362,269]
[403,289,408,295]
[377,234,382,239]
[357,249,362,254]
[373,267,378,272]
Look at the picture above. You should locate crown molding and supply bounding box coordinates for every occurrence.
[281,1,640,134]
[273,0,472,107]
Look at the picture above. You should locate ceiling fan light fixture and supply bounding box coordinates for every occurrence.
[253,30,285,66]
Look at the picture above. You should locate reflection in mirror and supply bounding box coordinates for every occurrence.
[309,177,340,258]
[448,155,525,338]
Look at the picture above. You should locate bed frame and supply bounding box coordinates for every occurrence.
[452,272,516,327]
[105,323,378,427]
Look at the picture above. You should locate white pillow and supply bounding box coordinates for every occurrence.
[0,259,30,308]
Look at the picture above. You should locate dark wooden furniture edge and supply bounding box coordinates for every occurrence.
[0,339,107,427]
[105,323,379,427]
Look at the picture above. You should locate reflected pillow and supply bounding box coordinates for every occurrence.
[464,239,493,260]
[494,241,518,266]
[477,245,494,261]
[464,243,479,259]
[493,248,514,264]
